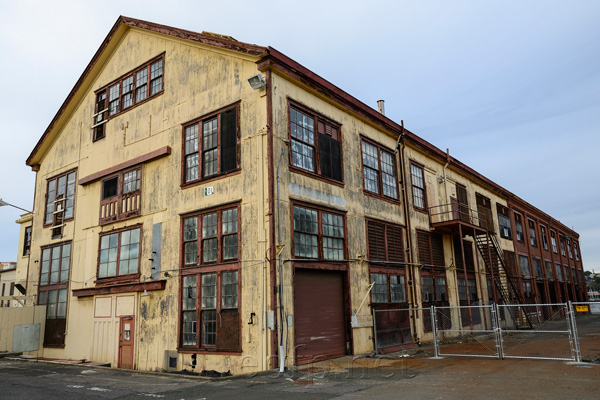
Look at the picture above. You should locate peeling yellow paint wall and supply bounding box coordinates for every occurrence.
[28,28,270,374]
[269,71,408,360]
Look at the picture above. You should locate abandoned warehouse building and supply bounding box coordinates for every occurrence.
[6,16,587,373]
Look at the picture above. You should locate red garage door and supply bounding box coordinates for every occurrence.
[294,269,347,365]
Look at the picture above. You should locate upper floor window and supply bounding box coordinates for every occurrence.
[98,227,141,279]
[183,105,239,185]
[573,242,580,261]
[555,262,563,281]
[545,261,554,280]
[44,170,77,238]
[519,255,530,278]
[410,162,426,211]
[496,204,512,239]
[567,239,573,259]
[182,205,239,266]
[514,213,524,243]
[528,219,537,247]
[559,236,566,257]
[533,258,543,280]
[540,225,549,251]
[93,55,164,141]
[40,242,71,286]
[361,139,398,200]
[100,167,141,225]
[366,219,404,263]
[289,104,342,183]
[416,230,444,267]
[550,231,558,253]
[23,226,32,256]
[292,204,346,261]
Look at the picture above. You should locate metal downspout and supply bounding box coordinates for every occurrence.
[276,148,287,372]
[397,123,418,342]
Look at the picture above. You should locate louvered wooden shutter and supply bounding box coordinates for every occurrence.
[387,226,404,262]
[367,221,386,261]
[417,231,432,265]
[431,233,445,266]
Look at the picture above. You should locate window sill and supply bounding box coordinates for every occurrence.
[43,344,66,349]
[181,169,241,189]
[362,189,400,205]
[289,165,344,188]
[177,349,242,355]
[99,210,141,226]
[72,279,166,298]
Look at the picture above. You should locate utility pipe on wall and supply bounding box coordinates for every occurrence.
[276,147,287,373]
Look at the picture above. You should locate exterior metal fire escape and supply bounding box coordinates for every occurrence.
[429,202,532,328]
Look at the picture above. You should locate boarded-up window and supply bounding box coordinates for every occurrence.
[417,230,445,267]
[367,220,404,263]
[453,238,475,273]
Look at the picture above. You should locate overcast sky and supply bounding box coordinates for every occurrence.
[0,0,598,270]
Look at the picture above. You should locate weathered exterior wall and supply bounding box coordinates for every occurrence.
[26,27,271,373]
[0,306,46,352]
[269,71,407,362]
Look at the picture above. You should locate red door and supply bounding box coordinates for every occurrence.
[294,269,347,365]
[118,316,134,369]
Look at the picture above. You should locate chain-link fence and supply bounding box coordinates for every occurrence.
[373,302,600,363]
[497,303,574,361]
[434,305,499,358]
[571,302,600,363]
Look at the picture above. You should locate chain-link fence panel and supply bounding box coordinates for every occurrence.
[373,308,414,354]
[435,305,499,358]
[571,302,600,364]
[497,303,575,361]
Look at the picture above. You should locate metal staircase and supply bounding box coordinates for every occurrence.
[474,232,533,328]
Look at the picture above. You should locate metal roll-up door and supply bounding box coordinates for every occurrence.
[294,269,346,365]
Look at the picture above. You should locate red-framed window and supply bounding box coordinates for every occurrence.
[361,138,398,200]
[182,104,239,185]
[180,269,240,352]
[182,204,240,266]
[100,167,142,224]
[38,241,71,347]
[44,169,77,238]
[289,102,343,183]
[93,54,164,141]
[410,162,427,211]
[292,203,346,261]
[97,226,141,281]
[370,272,407,303]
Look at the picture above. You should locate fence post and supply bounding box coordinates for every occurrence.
[431,306,440,358]
[494,303,504,359]
[567,301,582,363]
[372,308,379,355]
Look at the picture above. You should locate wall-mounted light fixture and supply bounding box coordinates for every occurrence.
[438,175,445,184]
[248,74,266,90]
